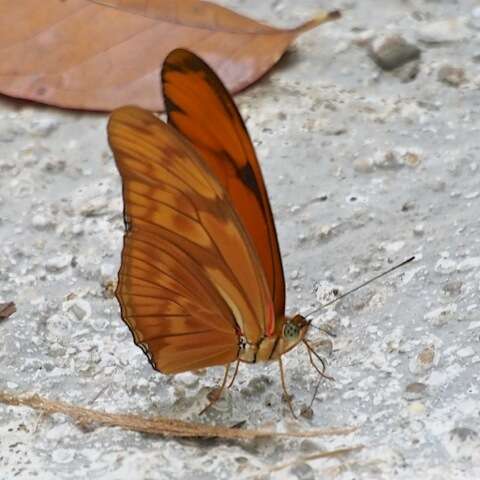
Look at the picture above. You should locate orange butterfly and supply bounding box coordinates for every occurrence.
[108,49,325,416]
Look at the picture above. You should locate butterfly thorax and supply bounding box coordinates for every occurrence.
[238,315,309,363]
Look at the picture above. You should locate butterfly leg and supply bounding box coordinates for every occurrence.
[303,340,335,381]
[227,359,240,388]
[199,363,231,415]
[278,356,296,418]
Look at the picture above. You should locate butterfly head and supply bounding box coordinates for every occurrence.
[280,314,309,352]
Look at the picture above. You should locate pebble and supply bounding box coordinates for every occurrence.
[289,463,315,480]
[429,179,446,192]
[66,299,91,321]
[99,263,116,282]
[45,254,73,272]
[77,196,110,217]
[369,34,421,71]
[424,304,457,327]
[407,401,426,415]
[41,156,66,173]
[374,150,404,170]
[417,19,469,44]
[32,213,55,230]
[368,151,422,173]
[457,346,475,358]
[404,382,428,401]
[445,427,480,461]
[413,224,424,236]
[394,60,420,83]
[409,344,438,374]
[175,372,199,388]
[29,117,60,137]
[442,280,463,297]
[457,257,480,272]
[450,427,478,442]
[314,224,336,241]
[46,314,72,343]
[434,258,457,274]
[438,65,466,86]
[353,158,374,173]
[381,240,405,254]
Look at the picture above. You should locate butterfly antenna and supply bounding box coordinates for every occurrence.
[307,256,415,318]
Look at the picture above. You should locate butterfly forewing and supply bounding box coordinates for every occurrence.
[109,106,273,373]
[162,49,286,323]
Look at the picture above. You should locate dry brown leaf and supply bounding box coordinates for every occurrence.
[0,0,340,111]
[0,390,357,440]
[0,302,15,320]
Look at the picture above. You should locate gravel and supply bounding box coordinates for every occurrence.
[1,0,480,479]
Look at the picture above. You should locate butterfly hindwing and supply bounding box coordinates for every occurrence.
[162,49,286,323]
[108,106,273,373]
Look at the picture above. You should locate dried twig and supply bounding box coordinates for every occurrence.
[0,390,357,440]
[259,445,365,477]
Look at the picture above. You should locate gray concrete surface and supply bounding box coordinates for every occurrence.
[1,0,480,478]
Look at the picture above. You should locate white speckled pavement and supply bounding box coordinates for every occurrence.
[1,1,480,478]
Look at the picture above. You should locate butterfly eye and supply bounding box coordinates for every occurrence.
[283,322,300,340]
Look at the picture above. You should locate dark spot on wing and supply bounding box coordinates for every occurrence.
[239,162,262,203]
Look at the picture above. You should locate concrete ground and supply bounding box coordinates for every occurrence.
[1,0,480,478]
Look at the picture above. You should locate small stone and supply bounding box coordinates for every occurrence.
[29,117,60,137]
[300,405,314,420]
[32,213,55,230]
[402,151,421,167]
[417,19,469,44]
[46,314,72,343]
[289,462,315,480]
[457,257,480,272]
[404,382,428,400]
[369,34,421,70]
[290,205,301,214]
[66,299,91,321]
[46,254,73,272]
[429,179,446,192]
[435,258,457,274]
[42,156,66,173]
[314,224,336,241]
[0,125,22,143]
[374,150,403,170]
[299,440,320,453]
[450,427,478,442]
[442,281,463,298]
[78,196,109,217]
[445,427,480,462]
[176,372,199,388]
[438,65,466,86]
[457,346,475,358]
[409,344,438,374]
[424,304,457,327]
[381,240,405,254]
[100,263,115,282]
[413,224,424,236]
[353,158,374,173]
[394,60,420,83]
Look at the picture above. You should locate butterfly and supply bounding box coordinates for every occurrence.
[107,49,327,416]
